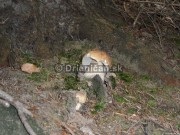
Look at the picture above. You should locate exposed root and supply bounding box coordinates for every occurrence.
[0,88,36,135]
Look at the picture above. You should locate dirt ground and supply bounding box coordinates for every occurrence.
[0,0,180,135]
[0,53,179,135]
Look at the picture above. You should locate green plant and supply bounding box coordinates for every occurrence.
[147,100,157,108]
[60,49,82,64]
[114,94,127,103]
[64,75,78,90]
[173,38,180,47]
[149,88,158,94]
[109,76,116,89]
[117,72,133,83]
[128,108,137,114]
[27,69,49,82]
[92,102,105,113]
[175,53,180,59]
[21,51,41,67]
[140,74,151,80]
[177,124,180,130]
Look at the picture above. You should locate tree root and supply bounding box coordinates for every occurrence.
[0,88,36,135]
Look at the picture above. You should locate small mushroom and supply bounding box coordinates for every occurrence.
[80,50,112,81]
[75,91,87,110]
[82,50,112,67]
[21,63,40,74]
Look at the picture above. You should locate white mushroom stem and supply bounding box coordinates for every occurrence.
[75,91,87,110]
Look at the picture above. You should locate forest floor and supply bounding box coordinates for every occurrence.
[0,51,179,135]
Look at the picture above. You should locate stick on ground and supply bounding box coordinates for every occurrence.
[0,88,36,135]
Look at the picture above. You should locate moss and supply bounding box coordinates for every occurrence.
[27,69,49,82]
[149,88,158,94]
[175,53,180,59]
[109,76,116,89]
[173,38,180,47]
[64,75,78,90]
[147,100,157,108]
[177,124,180,130]
[128,108,137,114]
[21,51,42,67]
[140,74,151,80]
[59,49,82,65]
[114,94,127,103]
[92,102,105,114]
[117,71,133,83]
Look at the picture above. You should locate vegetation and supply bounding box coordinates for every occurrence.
[117,71,133,83]
[114,94,127,103]
[109,76,116,89]
[140,74,151,81]
[92,102,106,113]
[147,99,157,108]
[59,49,82,65]
[64,75,78,90]
[27,69,49,82]
[21,51,42,67]
[128,108,137,114]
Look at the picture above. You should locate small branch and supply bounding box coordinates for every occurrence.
[133,8,143,27]
[131,1,180,7]
[0,18,9,24]
[0,89,32,116]
[0,98,10,107]
[147,13,163,49]
[127,120,142,135]
[0,88,36,135]
[55,120,75,135]
[18,110,37,135]
[61,122,75,135]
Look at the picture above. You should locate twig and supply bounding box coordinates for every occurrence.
[0,18,9,24]
[145,116,180,134]
[0,89,32,116]
[61,122,75,135]
[127,120,142,134]
[0,98,10,107]
[0,88,36,135]
[18,110,36,135]
[147,13,163,49]
[123,2,135,20]
[55,120,75,135]
[133,8,143,27]
[131,1,180,7]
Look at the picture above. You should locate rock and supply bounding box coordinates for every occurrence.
[0,105,44,135]
[80,126,95,135]
[91,75,107,102]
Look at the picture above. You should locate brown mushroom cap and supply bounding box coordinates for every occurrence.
[87,50,112,67]
[21,63,40,74]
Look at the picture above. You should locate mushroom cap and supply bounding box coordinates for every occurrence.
[76,91,87,104]
[21,63,40,74]
[86,50,112,67]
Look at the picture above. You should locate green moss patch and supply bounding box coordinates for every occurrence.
[117,72,134,83]
[27,69,49,82]
[64,75,78,90]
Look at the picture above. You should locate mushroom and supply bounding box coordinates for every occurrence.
[82,50,112,67]
[75,91,87,110]
[21,63,40,74]
[79,50,112,81]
